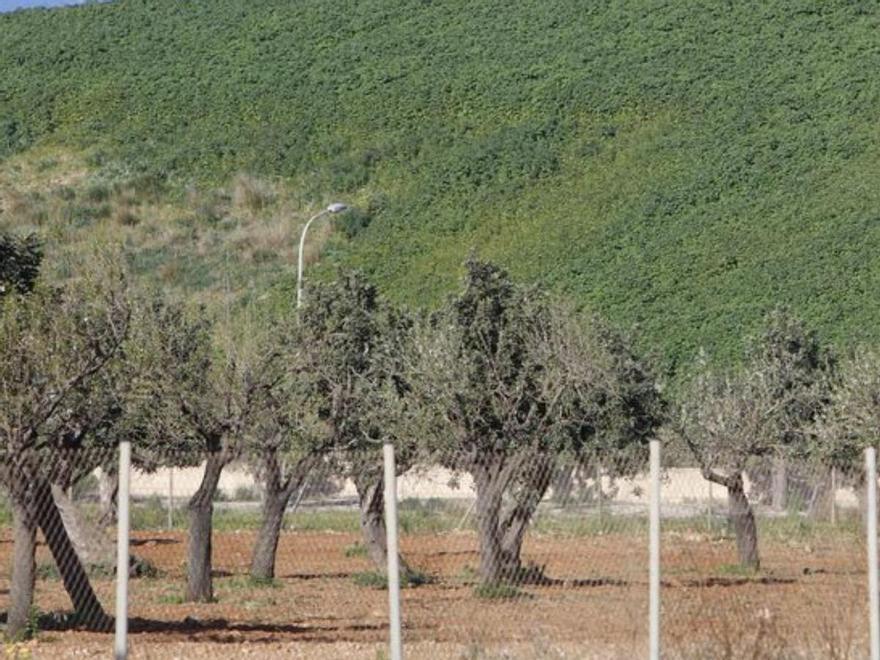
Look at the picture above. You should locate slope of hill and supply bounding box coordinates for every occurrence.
[2,0,879,371]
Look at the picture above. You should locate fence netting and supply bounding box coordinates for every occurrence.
[0,446,118,641]
[393,452,649,658]
[0,447,876,658]
[660,455,867,659]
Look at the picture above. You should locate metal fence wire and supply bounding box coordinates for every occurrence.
[1,442,880,659]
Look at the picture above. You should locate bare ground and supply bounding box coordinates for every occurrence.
[0,526,869,659]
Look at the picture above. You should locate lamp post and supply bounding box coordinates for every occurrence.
[297,202,348,308]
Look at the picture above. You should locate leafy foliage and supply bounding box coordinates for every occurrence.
[816,347,880,470]
[674,310,836,475]
[409,258,663,582]
[296,270,415,475]
[669,310,835,568]
[0,232,41,297]
[0,261,130,489]
[2,1,880,373]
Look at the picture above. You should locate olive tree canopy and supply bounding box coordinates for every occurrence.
[0,262,129,635]
[671,309,835,569]
[408,258,664,583]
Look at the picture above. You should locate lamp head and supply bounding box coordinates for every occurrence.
[326,202,348,214]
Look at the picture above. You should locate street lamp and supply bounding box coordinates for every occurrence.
[297,202,348,308]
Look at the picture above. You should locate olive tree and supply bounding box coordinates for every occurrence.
[0,267,128,636]
[814,346,880,487]
[136,300,281,602]
[245,313,328,581]
[247,391,325,581]
[672,310,834,569]
[408,258,663,584]
[293,271,417,574]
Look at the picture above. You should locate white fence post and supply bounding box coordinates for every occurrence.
[867,447,879,660]
[383,443,403,660]
[649,440,661,660]
[114,440,131,660]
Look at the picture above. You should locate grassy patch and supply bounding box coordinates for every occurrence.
[398,498,469,534]
[713,563,760,578]
[532,511,645,537]
[758,513,862,543]
[286,509,360,533]
[35,563,60,581]
[130,497,187,530]
[343,542,369,558]
[473,582,524,600]
[352,570,388,589]
[456,564,479,585]
[157,592,185,605]
[220,575,283,591]
[352,569,432,590]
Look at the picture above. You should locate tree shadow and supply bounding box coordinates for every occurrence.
[0,611,109,632]
[130,617,383,633]
[481,562,632,588]
[129,617,387,643]
[676,575,797,588]
[278,571,355,580]
[555,576,630,587]
[419,549,478,558]
[130,537,179,547]
[1,612,386,641]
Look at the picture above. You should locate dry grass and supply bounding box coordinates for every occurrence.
[0,149,345,308]
[232,173,276,215]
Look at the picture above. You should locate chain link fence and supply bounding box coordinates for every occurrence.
[658,455,867,659]
[1,445,877,658]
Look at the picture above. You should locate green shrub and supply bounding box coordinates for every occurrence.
[36,563,60,581]
[352,569,432,589]
[232,174,274,213]
[473,582,523,600]
[343,542,368,558]
[84,184,110,203]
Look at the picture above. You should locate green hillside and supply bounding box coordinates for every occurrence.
[2,0,880,372]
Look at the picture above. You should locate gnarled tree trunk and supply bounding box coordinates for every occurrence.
[250,453,316,580]
[96,468,118,527]
[703,469,760,570]
[357,477,387,570]
[355,474,413,577]
[34,479,111,630]
[7,495,37,638]
[726,472,760,570]
[250,494,286,581]
[186,452,227,602]
[498,456,554,582]
[51,484,115,568]
[473,462,508,584]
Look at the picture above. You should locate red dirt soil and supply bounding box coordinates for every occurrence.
[0,527,868,658]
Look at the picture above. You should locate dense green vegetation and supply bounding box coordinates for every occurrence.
[2,0,880,372]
